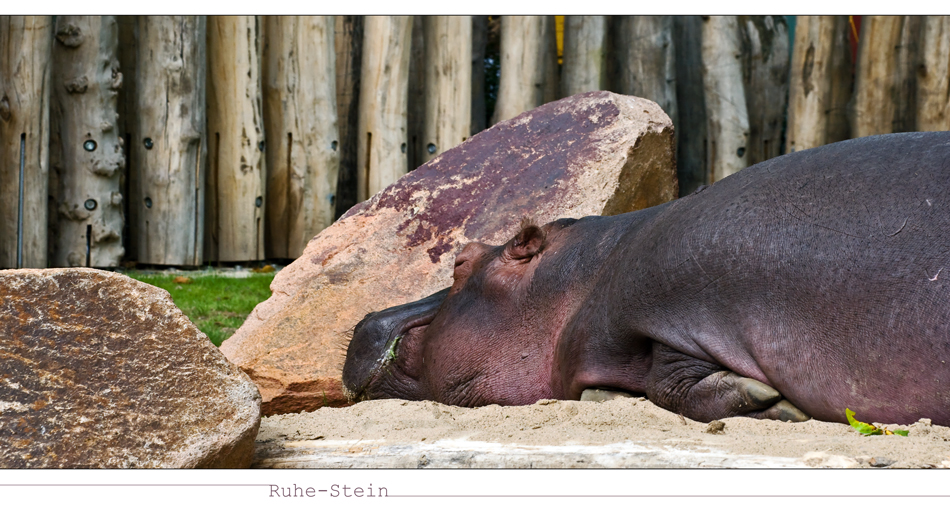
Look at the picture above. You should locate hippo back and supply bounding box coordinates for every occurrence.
[628,132,950,424]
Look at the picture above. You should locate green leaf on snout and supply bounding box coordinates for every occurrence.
[386,336,401,362]
[846,408,909,436]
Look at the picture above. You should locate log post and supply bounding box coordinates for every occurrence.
[471,15,488,135]
[492,16,545,124]
[850,16,904,138]
[356,16,412,202]
[916,16,950,131]
[333,15,362,219]
[49,15,126,268]
[0,16,52,269]
[541,15,559,104]
[423,16,472,163]
[739,15,789,165]
[610,16,678,130]
[262,16,339,260]
[406,16,425,171]
[115,16,135,262]
[206,15,266,262]
[701,16,749,182]
[561,16,607,97]
[673,15,707,195]
[785,16,853,153]
[894,16,923,133]
[129,16,206,266]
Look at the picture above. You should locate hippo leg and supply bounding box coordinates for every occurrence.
[645,343,810,423]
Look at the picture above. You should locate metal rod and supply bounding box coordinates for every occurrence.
[17,133,25,268]
[86,224,92,267]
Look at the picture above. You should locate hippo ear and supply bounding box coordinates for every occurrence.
[503,222,546,261]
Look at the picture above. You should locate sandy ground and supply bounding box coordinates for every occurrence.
[253,397,950,468]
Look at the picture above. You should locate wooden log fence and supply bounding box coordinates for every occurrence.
[785,16,853,153]
[610,16,678,132]
[423,16,472,163]
[0,16,51,269]
[562,16,607,97]
[701,16,750,182]
[357,15,412,202]
[205,15,265,262]
[127,16,206,266]
[262,15,339,260]
[493,16,547,124]
[2,15,950,269]
[49,15,125,268]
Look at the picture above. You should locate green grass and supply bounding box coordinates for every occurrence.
[126,272,274,346]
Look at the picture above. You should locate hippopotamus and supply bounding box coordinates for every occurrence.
[342,132,950,426]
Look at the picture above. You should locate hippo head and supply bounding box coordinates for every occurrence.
[342,218,585,407]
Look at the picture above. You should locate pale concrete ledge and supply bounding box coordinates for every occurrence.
[253,439,808,468]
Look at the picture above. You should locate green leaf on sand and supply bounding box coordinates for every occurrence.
[846,408,909,437]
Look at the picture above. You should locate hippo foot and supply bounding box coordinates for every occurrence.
[722,375,810,422]
[671,372,811,423]
[749,399,811,423]
[645,342,812,423]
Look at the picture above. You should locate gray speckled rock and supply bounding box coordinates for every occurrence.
[0,268,261,468]
[222,91,677,415]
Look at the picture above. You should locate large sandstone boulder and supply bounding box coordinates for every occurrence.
[0,269,261,468]
[222,91,678,415]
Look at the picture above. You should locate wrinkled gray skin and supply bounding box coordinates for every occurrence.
[343,132,950,425]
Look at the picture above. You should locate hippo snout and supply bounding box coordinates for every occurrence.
[342,288,449,401]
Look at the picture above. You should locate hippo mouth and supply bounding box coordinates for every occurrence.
[342,288,450,401]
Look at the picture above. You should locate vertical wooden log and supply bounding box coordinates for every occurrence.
[357,16,412,202]
[129,16,206,266]
[471,15,488,135]
[917,16,950,131]
[262,16,339,260]
[333,15,362,219]
[850,16,904,138]
[541,15,559,104]
[492,16,545,124]
[0,16,51,269]
[206,16,265,262]
[422,16,472,163]
[49,16,126,267]
[115,16,136,262]
[406,16,426,171]
[894,16,923,133]
[673,15,707,195]
[739,15,789,165]
[610,16,678,131]
[785,16,853,153]
[701,16,749,182]
[561,16,607,97]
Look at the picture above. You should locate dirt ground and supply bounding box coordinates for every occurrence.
[253,397,950,468]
